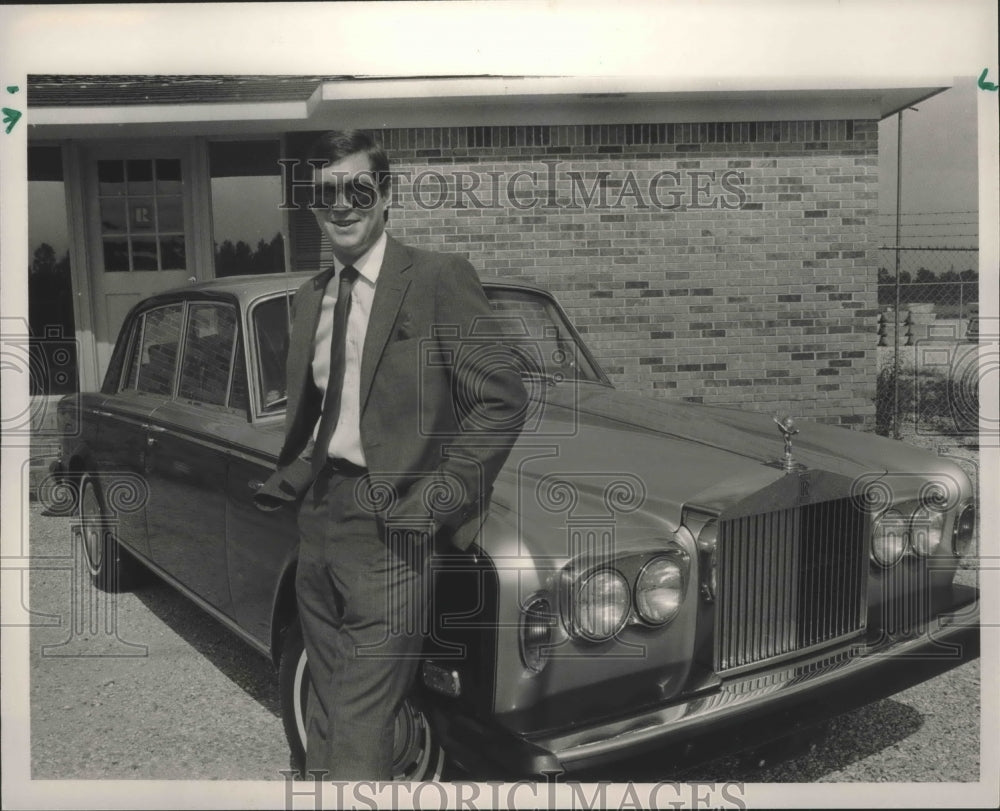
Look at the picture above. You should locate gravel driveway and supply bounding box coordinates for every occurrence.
[25,493,981,787]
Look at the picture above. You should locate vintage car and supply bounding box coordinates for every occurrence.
[52,272,980,780]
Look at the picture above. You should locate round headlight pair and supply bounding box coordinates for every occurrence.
[572,555,686,641]
[870,501,947,566]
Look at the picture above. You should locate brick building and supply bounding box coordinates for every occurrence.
[26,75,949,430]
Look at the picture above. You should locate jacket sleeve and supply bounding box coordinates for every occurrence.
[420,258,529,543]
[252,444,316,511]
[253,279,323,511]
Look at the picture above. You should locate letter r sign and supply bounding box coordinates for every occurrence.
[132,204,152,227]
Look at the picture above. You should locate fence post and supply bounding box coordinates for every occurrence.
[892,112,903,440]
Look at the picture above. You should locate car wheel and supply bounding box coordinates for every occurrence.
[278,621,447,781]
[76,472,140,593]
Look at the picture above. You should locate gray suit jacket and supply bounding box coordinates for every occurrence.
[254,235,528,550]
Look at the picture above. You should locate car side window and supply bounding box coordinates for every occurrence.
[178,303,239,407]
[252,294,292,412]
[229,337,250,413]
[122,304,184,395]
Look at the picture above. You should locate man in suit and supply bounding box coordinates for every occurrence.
[255,130,527,779]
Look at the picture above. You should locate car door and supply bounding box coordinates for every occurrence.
[143,300,242,615]
[87,302,189,560]
[225,291,299,644]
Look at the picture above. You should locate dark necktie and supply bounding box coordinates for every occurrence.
[312,265,359,476]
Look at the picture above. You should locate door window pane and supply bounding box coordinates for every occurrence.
[156,159,183,194]
[127,304,183,395]
[252,294,291,411]
[103,239,129,272]
[97,160,125,195]
[126,159,154,195]
[160,236,186,270]
[129,198,156,231]
[156,196,183,231]
[100,198,126,232]
[179,303,238,407]
[131,239,158,271]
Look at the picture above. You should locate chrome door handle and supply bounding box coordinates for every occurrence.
[248,480,264,491]
[144,424,166,447]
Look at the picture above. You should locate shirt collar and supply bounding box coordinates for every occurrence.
[332,230,387,286]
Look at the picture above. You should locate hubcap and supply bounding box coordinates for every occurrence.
[393,699,434,778]
[79,482,104,574]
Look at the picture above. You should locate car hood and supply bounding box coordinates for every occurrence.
[242,382,963,549]
[489,382,962,539]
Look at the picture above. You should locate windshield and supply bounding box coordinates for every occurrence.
[483,287,604,384]
[249,285,605,417]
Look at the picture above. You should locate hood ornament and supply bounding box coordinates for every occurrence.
[772,415,806,472]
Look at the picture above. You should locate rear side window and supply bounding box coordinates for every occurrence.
[123,304,184,395]
[178,303,239,407]
[252,294,292,412]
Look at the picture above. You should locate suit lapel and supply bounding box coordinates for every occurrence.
[360,235,411,413]
[286,267,333,408]
[301,267,334,338]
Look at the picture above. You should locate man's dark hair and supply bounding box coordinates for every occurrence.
[306,129,391,196]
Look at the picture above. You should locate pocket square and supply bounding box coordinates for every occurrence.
[394,310,415,341]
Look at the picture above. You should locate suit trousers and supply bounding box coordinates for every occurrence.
[295,463,430,780]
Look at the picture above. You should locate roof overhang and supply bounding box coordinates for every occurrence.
[28,75,952,140]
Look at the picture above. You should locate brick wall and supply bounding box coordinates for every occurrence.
[289,121,879,428]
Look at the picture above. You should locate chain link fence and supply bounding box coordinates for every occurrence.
[874,247,979,439]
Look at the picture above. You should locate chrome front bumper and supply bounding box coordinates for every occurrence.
[538,599,979,772]
[441,595,979,777]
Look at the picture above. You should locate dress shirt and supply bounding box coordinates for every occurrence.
[311,231,386,466]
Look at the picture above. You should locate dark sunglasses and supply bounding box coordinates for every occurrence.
[311,178,381,211]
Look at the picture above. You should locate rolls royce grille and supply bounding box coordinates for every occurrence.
[715,497,868,673]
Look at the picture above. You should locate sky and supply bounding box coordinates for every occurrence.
[877,78,980,250]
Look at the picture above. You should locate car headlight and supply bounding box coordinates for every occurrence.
[910,508,946,556]
[871,508,908,567]
[571,569,630,641]
[952,502,976,557]
[635,555,686,625]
